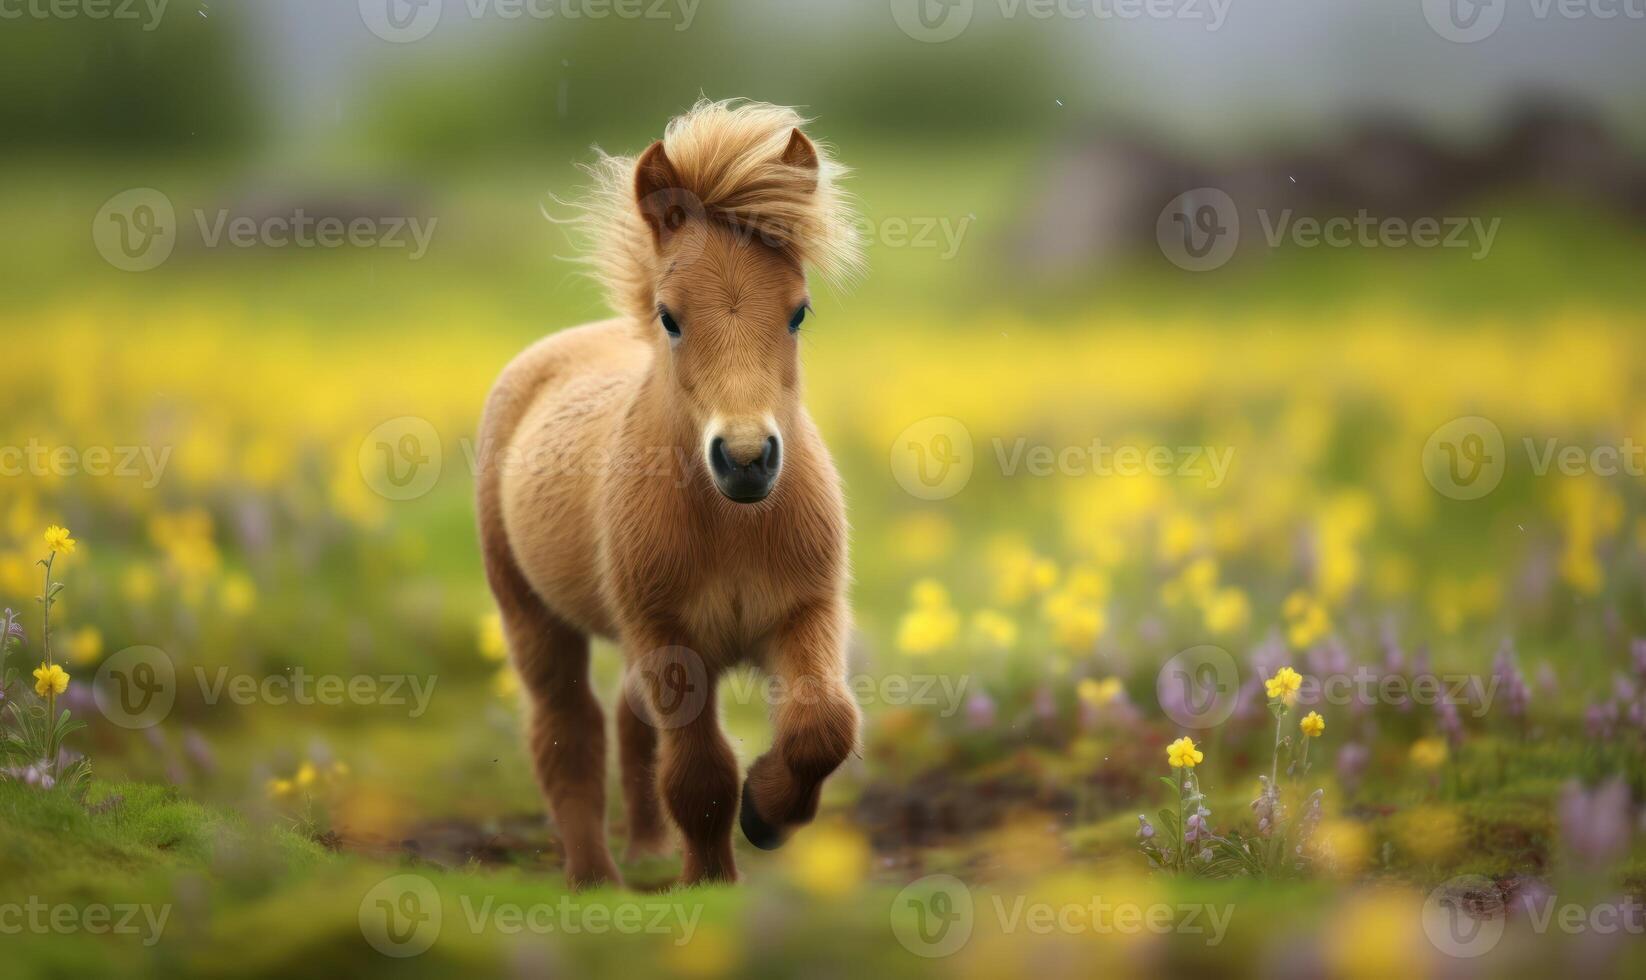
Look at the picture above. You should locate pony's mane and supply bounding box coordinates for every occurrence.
[571,99,862,322]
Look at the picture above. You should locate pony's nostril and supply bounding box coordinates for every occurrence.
[709,436,736,477]
[760,436,780,472]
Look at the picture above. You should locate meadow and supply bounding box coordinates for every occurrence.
[3,149,1646,978]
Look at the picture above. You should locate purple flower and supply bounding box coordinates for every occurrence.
[964,690,997,731]
[1136,814,1155,840]
[1337,741,1369,791]
[1631,638,1646,679]
[1586,701,1619,740]
[1436,698,1465,748]
[1493,640,1529,721]
[1558,778,1631,867]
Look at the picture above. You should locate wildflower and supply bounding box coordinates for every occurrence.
[1265,666,1303,705]
[1042,589,1105,652]
[1492,640,1529,722]
[1166,736,1204,769]
[33,663,69,697]
[68,626,103,665]
[1282,591,1329,649]
[1251,775,1280,836]
[477,611,507,661]
[1336,742,1369,790]
[964,690,997,730]
[220,574,257,616]
[1409,736,1448,769]
[1585,700,1619,740]
[1077,676,1123,708]
[896,579,959,655]
[266,777,295,800]
[1136,814,1155,840]
[1300,711,1325,737]
[1201,587,1250,635]
[43,525,76,555]
[1184,806,1211,844]
[783,823,869,899]
[969,609,1017,650]
[294,761,318,789]
[3,609,23,644]
[1558,778,1629,867]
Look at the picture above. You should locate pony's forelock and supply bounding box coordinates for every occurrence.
[567,99,862,322]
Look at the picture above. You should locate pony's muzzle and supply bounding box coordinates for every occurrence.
[708,433,781,503]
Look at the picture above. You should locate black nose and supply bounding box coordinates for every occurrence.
[709,435,780,503]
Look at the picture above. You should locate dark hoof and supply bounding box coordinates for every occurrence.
[739,780,784,850]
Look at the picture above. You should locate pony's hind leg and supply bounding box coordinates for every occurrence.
[507,605,622,889]
[616,677,671,861]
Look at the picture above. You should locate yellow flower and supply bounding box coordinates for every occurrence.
[1077,676,1123,707]
[970,609,1018,650]
[68,626,103,666]
[1265,666,1303,704]
[1166,735,1204,768]
[1282,590,1330,648]
[783,823,869,899]
[33,662,70,697]
[1201,587,1250,635]
[477,611,507,661]
[1042,589,1105,651]
[909,578,950,609]
[294,761,318,789]
[266,778,295,800]
[1300,711,1325,737]
[220,574,257,616]
[43,525,76,555]
[897,581,959,655]
[1409,736,1448,770]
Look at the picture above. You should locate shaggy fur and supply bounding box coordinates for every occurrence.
[477,100,862,887]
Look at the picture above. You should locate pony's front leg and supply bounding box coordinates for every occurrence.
[630,642,740,884]
[740,602,860,850]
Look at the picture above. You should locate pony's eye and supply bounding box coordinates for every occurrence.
[788,306,807,334]
[659,308,681,338]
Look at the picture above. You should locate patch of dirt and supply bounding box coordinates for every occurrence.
[328,814,564,873]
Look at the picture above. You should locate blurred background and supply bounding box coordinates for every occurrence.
[3,1,1646,977]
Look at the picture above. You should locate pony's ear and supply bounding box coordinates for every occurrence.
[779,128,820,192]
[634,140,694,245]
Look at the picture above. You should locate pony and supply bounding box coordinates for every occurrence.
[476,100,863,887]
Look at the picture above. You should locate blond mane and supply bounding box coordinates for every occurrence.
[571,99,862,322]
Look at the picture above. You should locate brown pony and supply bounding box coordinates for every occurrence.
[476,100,863,888]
